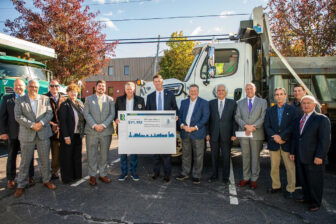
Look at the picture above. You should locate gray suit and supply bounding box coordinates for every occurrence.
[14,95,53,187]
[235,96,267,181]
[84,94,115,177]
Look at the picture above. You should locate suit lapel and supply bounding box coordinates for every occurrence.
[184,99,191,122]
[301,112,316,136]
[250,97,259,114]
[272,106,279,128]
[191,98,199,120]
[163,90,168,110]
[220,99,228,120]
[36,96,43,118]
[93,94,100,112]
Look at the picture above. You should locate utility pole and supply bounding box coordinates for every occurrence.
[153,35,160,76]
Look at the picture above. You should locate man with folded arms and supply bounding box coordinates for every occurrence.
[14,80,55,197]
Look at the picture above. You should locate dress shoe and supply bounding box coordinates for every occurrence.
[28,178,35,187]
[192,178,201,184]
[308,205,320,212]
[283,191,294,199]
[51,174,59,180]
[176,174,189,181]
[250,181,257,189]
[14,188,25,198]
[99,176,111,183]
[89,176,97,186]
[7,180,16,189]
[207,175,218,183]
[43,182,56,190]
[163,176,170,183]
[238,180,250,187]
[152,173,160,180]
[267,188,281,194]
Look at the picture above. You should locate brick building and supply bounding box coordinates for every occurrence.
[82,56,160,99]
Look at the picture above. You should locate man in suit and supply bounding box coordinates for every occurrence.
[235,83,267,189]
[115,82,145,181]
[290,95,331,212]
[84,80,115,186]
[0,79,35,189]
[206,84,237,184]
[146,74,178,182]
[264,88,296,198]
[44,79,66,179]
[176,84,209,184]
[14,79,56,197]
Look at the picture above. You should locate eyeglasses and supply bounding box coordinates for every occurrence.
[50,85,59,88]
[29,86,39,89]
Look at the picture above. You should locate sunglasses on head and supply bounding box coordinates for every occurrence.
[50,85,59,88]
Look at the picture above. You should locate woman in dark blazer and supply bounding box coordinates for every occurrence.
[58,84,85,184]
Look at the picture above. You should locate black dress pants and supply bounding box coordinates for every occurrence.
[153,154,171,177]
[210,138,232,180]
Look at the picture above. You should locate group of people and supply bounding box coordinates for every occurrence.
[0,74,331,212]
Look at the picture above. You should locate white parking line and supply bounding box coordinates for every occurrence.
[229,159,239,205]
[71,158,120,187]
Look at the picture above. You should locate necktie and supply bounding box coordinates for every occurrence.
[219,100,224,118]
[248,98,252,112]
[300,114,307,133]
[98,96,103,112]
[158,92,163,110]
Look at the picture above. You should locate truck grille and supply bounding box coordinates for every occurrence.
[5,87,14,94]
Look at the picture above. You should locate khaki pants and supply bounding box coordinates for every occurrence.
[270,149,296,192]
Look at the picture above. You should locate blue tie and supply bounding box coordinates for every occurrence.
[248,99,252,112]
[158,92,163,110]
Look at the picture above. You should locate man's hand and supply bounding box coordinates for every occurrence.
[35,122,43,131]
[115,119,120,125]
[289,154,295,161]
[314,157,323,165]
[64,137,71,145]
[183,125,191,132]
[244,124,256,133]
[231,136,237,141]
[272,135,281,143]
[94,124,105,132]
[206,135,210,141]
[0,134,9,140]
[245,130,252,136]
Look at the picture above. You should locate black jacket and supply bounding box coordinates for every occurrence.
[0,93,19,139]
[145,89,178,113]
[114,94,146,120]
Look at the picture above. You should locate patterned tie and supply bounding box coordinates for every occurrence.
[219,100,224,118]
[248,98,253,112]
[300,114,307,133]
[98,95,103,112]
[158,92,163,110]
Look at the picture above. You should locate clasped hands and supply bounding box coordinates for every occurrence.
[272,134,286,144]
[31,122,43,131]
[244,124,256,136]
[182,125,197,133]
[94,124,105,132]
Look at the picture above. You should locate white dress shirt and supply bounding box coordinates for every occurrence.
[29,95,40,116]
[247,96,256,105]
[126,98,134,111]
[186,98,197,126]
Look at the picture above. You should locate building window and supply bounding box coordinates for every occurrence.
[124,65,129,76]
[108,66,114,76]
[108,87,114,96]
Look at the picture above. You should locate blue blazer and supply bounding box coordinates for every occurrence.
[179,97,209,139]
[264,103,296,152]
[290,112,331,164]
[145,89,178,113]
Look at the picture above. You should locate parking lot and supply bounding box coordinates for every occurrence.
[0,137,335,224]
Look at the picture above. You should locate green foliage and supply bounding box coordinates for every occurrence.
[159,31,196,80]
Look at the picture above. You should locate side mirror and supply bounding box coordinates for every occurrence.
[204,46,216,86]
[234,88,242,101]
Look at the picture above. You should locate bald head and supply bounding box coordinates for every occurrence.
[14,79,26,96]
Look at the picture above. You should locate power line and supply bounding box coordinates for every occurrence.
[98,13,249,22]
[107,34,231,41]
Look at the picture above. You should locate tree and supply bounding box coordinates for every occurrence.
[267,0,336,56]
[5,0,116,84]
[159,31,196,80]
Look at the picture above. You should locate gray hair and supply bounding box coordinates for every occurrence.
[125,82,135,90]
[28,79,39,86]
[301,95,320,106]
[215,84,227,93]
[245,82,256,89]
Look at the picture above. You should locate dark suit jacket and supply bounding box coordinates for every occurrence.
[291,112,331,164]
[264,103,296,152]
[0,93,19,139]
[114,94,145,120]
[58,99,84,139]
[145,89,178,113]
[179,97,209,139]
[44,91,66,124]
[208,98,237,142]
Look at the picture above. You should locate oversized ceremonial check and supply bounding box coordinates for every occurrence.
[118,111,176,154]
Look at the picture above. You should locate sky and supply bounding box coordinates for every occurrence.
[0,0,268,58]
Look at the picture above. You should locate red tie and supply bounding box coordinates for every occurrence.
[300,114,307,133]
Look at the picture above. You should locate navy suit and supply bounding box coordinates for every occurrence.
[178,97,209,178]
[208,98,237,180]
[291,112,331,207]
[0,94,34,181]
[146,89,178,177]
[264,104,296,152]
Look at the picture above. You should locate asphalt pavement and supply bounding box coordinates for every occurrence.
[0,137,335,224]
